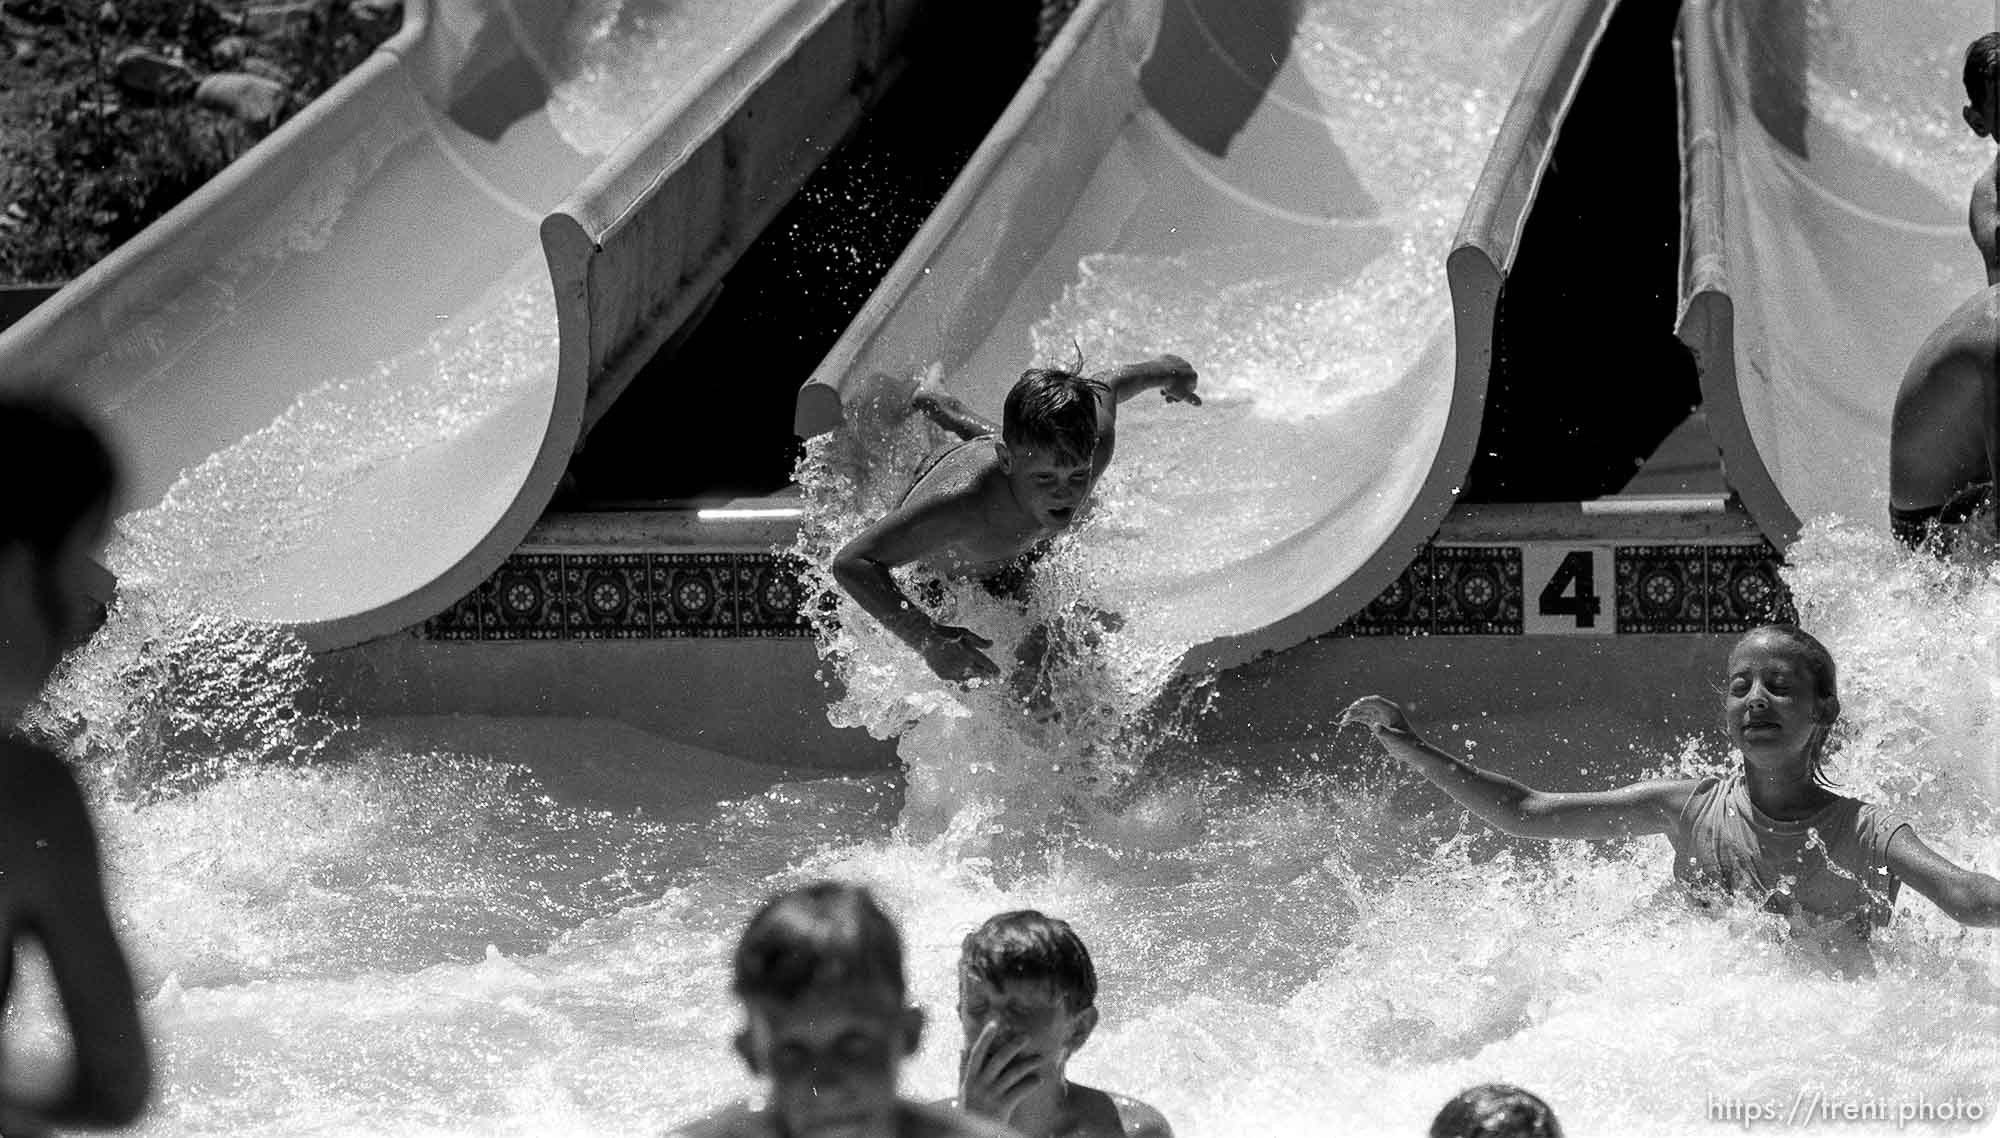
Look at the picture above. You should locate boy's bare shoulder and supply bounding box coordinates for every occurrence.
[667,1101,1020,1138]
[903,1100,1023,1138]
[901,441,1006,509]
[1107,1093,1174,1138]
[664,1102,778,1138]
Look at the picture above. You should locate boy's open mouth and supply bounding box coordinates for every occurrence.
[1049,507,1074,522]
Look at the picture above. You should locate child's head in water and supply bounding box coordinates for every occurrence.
[0,392,120,716]
[956,910,1098,1082]
[998,369,1101,532]
[1429,1084,1562,1138]
[731,882,924,1138]
[1723,623,1841,789]
[1964,33,2000,138]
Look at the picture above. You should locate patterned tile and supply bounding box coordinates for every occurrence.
[1430,545,1523,635]
[737,553,814,638]
[1706,542,1795,631]
[565,553,651,639]
[417,536,1795,642]
[1340,550,1433,636]
[423,578,493,641]
[487,554,568,640]
[1615,545,1708,634]
[651,552,739,637]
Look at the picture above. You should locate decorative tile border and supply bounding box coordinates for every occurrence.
[422,551,815,641]
[1331,539,1792,638]
[421,540,1792,641]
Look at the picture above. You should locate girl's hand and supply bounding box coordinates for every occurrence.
[1339,695,1417,737]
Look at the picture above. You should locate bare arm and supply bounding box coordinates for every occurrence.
[830,496,999,682]
[0,757,149,1130]
[1095,355,1199,406]
[1885,826,2000,927]
[1341,697,1693,841]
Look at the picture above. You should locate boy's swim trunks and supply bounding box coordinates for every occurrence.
[1890,481,1991,552]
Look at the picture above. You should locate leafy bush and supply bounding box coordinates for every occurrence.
[0,0,398,284]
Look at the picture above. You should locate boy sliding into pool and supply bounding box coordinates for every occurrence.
[942,911,1172,1138]
[674,881,1020,1138]
[1889,286,2000,551]
[830,356,1200,693]
[1962,33,2000,284]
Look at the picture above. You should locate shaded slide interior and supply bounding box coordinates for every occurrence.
[1677,0,1991,543]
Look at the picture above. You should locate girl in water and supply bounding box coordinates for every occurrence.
[1342,624,2000,969]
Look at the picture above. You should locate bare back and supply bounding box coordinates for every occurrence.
[1974,155,2000,286]
[1890,287,2000,508]
[898,440,1056,581]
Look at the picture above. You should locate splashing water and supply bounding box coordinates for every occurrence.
[9,0,1998,1135]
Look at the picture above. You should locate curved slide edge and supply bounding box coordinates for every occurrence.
[546,0,923,439]
[1,0,921,651]
[1671,0,1986,549]
[1189,0,1617,673]
[796,0,1615,673]
[1672,0,1797,547]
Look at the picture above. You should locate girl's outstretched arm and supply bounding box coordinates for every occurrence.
[1885,828,2000,926]
[1341,696,1697,841]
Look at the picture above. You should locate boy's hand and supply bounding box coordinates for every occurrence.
[923,624,1001,684]
[959,1022,1040,1124]
[1157,354,1201,405]
[1339,695,1417,737]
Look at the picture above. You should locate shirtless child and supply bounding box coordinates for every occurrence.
[673,881,1019,1138]
[1962,33,2000,284]
[831,357,1199,690]
[1888,285,2000,551]
[942,911,1172,1138]
[0,395,150,1132]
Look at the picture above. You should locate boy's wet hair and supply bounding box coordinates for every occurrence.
[1965,33,2000,108]
[1001,367,1101,465]
[1736,623,1841,789]
[733,881,906,1007]
[1429,1083,1563,1138]
[0,391,120,558]
[959,910,1096,1011]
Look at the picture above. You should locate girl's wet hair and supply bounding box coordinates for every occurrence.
[960,909,1096,1011]
[733,881,905,1007]
[1966,32,2000,107]
[1734,623,1841,788]
[1429,1083,1562,1138]
[0,391,120,557]
[1001,367,1100,465]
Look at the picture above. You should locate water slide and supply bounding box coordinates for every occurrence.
[795,0,1614,671]
[0,0,924,649]
[1677,0,1994,546]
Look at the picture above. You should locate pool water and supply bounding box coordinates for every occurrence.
[15,0,2000,1134]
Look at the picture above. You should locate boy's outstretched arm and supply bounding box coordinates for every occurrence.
[1885,827,2000,926]
[1340,696,1694,841]
[1096,355,1200,406]
[831,499,1001,684]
